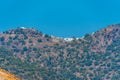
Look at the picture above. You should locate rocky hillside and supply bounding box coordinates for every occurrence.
[0,69,20,80]
[0,24,120,80]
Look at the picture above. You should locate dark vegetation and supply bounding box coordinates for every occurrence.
[0,24,120,80]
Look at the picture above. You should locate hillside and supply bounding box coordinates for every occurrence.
[0,69,20,80]
[0,24,120,80]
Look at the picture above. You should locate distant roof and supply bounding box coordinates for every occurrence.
[20,27,26,29]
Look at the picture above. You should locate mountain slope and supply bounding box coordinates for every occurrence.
[0,69,20,80]
[0,24,120,80]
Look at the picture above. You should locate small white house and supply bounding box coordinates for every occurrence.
[20,27,26,29]
[64,38,74,41]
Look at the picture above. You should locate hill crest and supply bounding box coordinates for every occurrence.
[0,24,120,80]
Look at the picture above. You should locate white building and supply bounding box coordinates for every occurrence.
[64,38,74,41]
[20,27,26,29]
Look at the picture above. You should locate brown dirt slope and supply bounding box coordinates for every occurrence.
[0,69,20,80]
